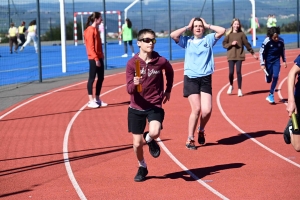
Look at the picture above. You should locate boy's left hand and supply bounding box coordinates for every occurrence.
[163,92,171,104]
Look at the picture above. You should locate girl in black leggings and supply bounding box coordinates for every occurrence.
[222,18,258,97]
[84,12,108,108]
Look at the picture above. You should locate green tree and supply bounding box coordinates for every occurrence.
[281,21,298,33]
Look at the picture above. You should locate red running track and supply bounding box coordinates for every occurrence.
[0,50,300,199]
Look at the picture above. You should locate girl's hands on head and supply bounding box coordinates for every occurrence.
[200,18,209,28]
[187,18,195,30]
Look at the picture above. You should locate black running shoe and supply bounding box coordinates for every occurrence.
[143,131,160,158]
[198,130,206,145]
[134,166,148,182]
[283,118,292,144]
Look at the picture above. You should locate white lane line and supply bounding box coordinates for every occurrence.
[277,77,288,105]
[0,73,121,120]
[1,52,297,199]
[62,79,228,200]
[62,63,229,200]
[155,82,229,200]
[63,84,126,200]
[157,137,229,200]
[216,69,300,168]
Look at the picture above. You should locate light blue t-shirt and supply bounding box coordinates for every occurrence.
[177,33,218,78]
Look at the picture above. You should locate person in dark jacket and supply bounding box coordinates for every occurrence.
[259,27,287,104]
[126,28,174,182]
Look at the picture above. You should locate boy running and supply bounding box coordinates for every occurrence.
[126,29,174,182]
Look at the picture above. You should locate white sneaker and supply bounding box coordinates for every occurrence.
[227,85,233,94]
[20,46,24,51]
[238,89,243,97]
[132,53,135,57]
[94,98,108,107]
[88,101,99,108]
[121,54,128,57]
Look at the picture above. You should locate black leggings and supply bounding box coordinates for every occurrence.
[87,59,104,96]
[228,60,242,89]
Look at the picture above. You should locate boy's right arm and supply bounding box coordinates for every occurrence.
[126,61,137,94]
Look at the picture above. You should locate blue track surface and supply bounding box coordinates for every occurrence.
[0,34,298,86]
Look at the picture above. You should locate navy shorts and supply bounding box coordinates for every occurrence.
[183,75,212,97]
[128,107,165,134]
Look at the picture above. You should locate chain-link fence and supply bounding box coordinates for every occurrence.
[0,0,299,92]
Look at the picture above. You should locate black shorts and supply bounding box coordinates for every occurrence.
[183,75,212,97]
[128,107,165,134]
[124,40,133,45]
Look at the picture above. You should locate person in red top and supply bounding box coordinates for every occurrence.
[84,12,107,108]
[126,29,174,182]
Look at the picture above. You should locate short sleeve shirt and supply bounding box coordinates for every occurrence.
[177,33,218,78]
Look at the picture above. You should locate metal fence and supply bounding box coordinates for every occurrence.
[0,0,299,92]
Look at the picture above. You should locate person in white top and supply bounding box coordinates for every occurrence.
[20,19,38,53]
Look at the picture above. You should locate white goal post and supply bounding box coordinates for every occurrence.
[73,11,122,46]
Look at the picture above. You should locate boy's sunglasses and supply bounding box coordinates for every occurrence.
[138,38,156,44]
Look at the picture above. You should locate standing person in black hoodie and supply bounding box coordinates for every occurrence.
[126,29,174,182]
